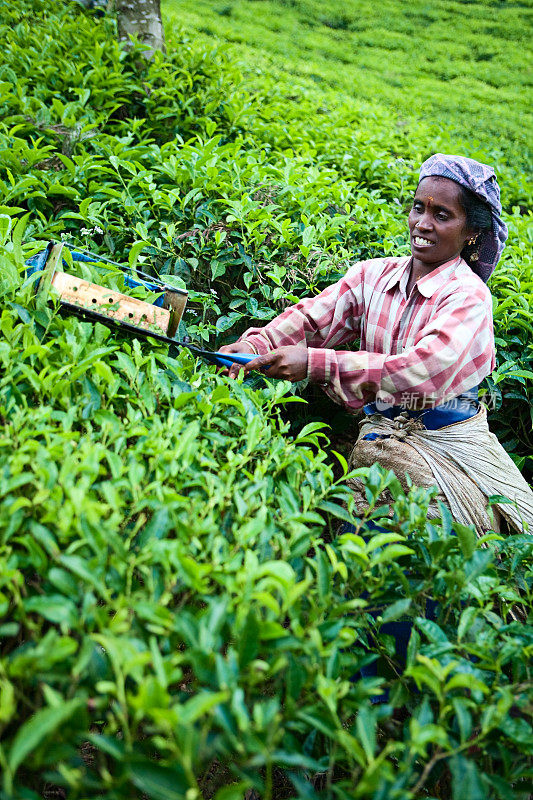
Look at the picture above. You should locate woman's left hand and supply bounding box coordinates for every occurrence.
[227,344,308,381]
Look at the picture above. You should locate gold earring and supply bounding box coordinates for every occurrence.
[467,234,480,260]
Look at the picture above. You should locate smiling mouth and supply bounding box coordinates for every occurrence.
[413,236,434,247]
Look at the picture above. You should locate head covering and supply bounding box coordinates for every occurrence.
[419,153,508,282]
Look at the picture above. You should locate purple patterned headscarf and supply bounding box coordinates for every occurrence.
[419,153,508,282]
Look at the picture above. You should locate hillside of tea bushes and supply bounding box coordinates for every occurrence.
[166,0,532,168]
[0,1,532,798]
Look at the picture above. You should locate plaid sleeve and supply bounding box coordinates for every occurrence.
[308,287,495,410]
[238,262,365,356]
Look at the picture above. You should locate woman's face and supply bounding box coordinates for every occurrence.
[408,177,474,269]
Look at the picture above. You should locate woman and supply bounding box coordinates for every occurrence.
[220,154,533,535]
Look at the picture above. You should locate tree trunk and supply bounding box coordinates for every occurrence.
[116,0,165,59]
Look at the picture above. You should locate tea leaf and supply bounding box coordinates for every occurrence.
[8,699,82,774]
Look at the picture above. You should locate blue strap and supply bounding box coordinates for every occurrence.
[363,386,480,430]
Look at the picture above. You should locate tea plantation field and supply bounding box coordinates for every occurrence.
[0,0,532,798]
[165,0,532,166]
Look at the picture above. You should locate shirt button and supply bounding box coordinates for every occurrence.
[322,382,328,387]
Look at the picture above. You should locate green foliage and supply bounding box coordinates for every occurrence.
[0,1,532,798]
[1,246,532,797]
[487,216,533,472]
[165,0,532,169]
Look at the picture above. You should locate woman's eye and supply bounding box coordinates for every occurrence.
[436,213,448,221]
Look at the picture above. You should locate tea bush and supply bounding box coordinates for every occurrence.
[1,237,532,798]
[0,1,532,798]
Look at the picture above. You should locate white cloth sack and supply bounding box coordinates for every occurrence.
[354,406,533,535]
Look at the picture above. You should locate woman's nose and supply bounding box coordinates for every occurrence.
[416,212,433,230]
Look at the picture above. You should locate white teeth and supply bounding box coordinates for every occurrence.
[414,236,433,246]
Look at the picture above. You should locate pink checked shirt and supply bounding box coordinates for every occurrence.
[239,255,496,411]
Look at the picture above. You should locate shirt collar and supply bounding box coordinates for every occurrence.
[382,257,411,293]
[383,255,463,298]
[416,256,463,297]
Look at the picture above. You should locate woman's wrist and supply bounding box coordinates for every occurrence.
[307,347,330,386]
